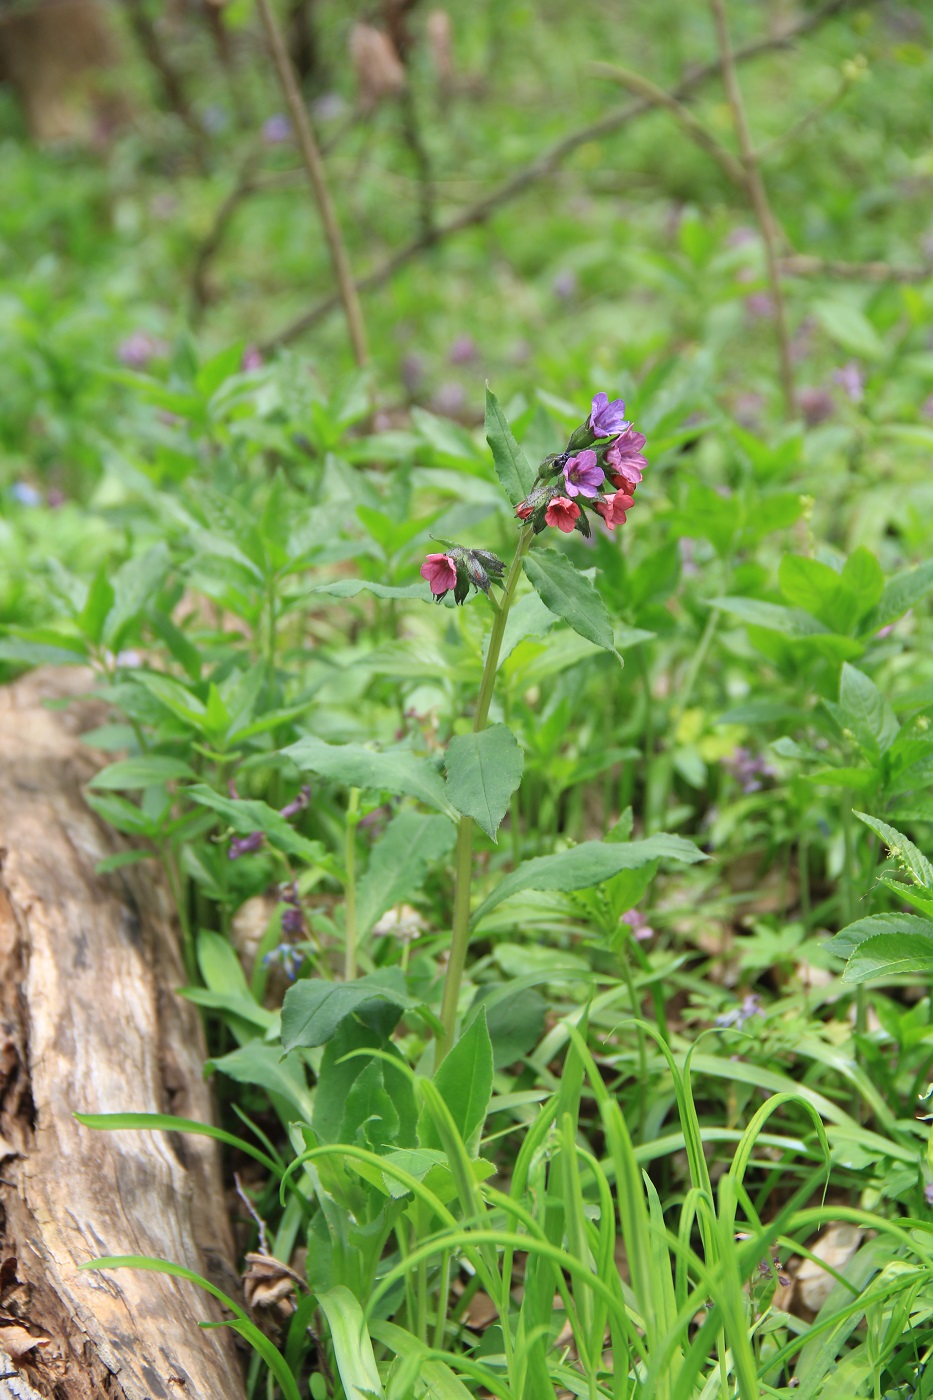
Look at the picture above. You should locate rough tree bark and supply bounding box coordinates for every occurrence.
[0,670,247,1400]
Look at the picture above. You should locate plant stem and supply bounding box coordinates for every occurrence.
[437,526,533,1062]
[344,788,361,981]
[254,0,369,367]
[709,0,796,418]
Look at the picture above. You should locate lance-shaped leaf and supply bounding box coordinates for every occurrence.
[88,755,196,789]
[445,724,523,842]
[420,1010,493,1159]
[485,386,535,505]
[472,834,703,924]
[309,579,428,600]
[281,969,414,1051]
[523,549,617,658]
[282,736,454,816]
[855,811,933,889]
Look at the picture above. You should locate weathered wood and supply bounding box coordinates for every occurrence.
[0,671,247,1400]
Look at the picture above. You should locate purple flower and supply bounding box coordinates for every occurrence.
[118,332,166,370]
[262,943,303,979]
[280,905,304,936]
[589,393,629,438]
[832,361,864,403]
[723,747,774,794]
[622,909,654,941]
[715,994,763,1029]
[229,831,264,860]
[925,1182,933,1206]
[562,449,604,498]
[262,114,292,144]
[744,292,774,321]
[242,346,263,372]
[605,427,648,492]
[401,353,424,395]
[431,382,465,416]
[279,785,311,821]
[448,335,478,365]
[552,269,578,301]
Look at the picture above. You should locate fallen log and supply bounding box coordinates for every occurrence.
[0,670,247,1400]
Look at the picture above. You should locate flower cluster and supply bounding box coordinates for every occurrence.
[513,392,649,538]
[421,544,506,603]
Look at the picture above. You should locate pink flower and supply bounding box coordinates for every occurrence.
[544,496,581,533]
[595,490,634,529]
[515,501,534,520]
[605,427,647,492]
[420,552,458,595]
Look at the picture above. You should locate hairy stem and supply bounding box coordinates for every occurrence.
[255,0,369,367]
[437,525,534,1062]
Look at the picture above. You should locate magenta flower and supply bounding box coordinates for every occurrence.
[589,392,629,438]
[622,909,654,941]
[595,490,634,530]
[544,496,581,533]
[562,449,604,498]
[606,427,647,491]
[832,361,864,403]
[242,346,263,371]
[421,552,458,595]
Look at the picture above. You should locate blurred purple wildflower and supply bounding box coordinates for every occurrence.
[262,114,292,144]
[589,393,629,438]
[723,747,774,794]
[678,537,699,578]
[118,332,167,370]
[925,1182,933,1206]
[432,382,465,416]
[716,994,763,1029]
[622,909,654,942]
[279,785,311,821]
[262,943,303,979]
[448,335,478,365]
[46,487,65,508]
[313,93,347,122]
[401,352,424,395]
[832,361,864,403]
[242,346,263,371]
[229,831,264,860]
[552,269,578,301]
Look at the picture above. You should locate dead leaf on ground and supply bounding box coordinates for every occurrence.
[774,1222,864,1318]
[0,1323,51,1360]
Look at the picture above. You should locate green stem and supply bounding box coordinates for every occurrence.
[437,525,533,1062]
[344,787,361,981]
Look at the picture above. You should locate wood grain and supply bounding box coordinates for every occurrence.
[0,670,246,1400]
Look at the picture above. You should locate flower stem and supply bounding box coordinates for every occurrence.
[437,525,533,1062]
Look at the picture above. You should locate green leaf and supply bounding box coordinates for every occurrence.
[316,1287,385,1400]
[828,912,933,958]
[356,811,455,935]
[523,550,617,657]
[421,1010,493,1158]
[843,933,933,983]
[135,672,207,725]
[838,663,899,757]
[208,1042,316,1123]
[309,580,429,600]
[95,850,153,874]
[813,299,885,361]
[313,1001,406,1143]
[105,544,172,650]
[866,560,933,634]
[444,724,523,843]
[710,596,828,636]
[467,984,547,1069]
[281,737,454,816]
[87,756,196,790]
[855,811,933,889]
[484,386,535,505]
[472,834,702,923]
[840,548,884,618]
[185,785,323,862]
[280,969,413,1050]
[79,569,115,645]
